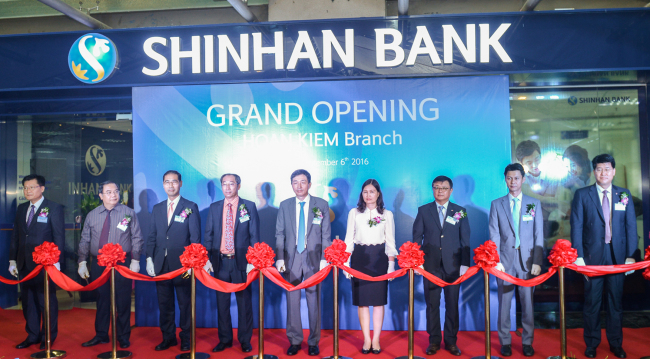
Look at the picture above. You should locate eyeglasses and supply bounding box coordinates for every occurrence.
[23,186,42,191]
[102,190,120,195]
[164,180,180,185]
[433,187,450,192]
[594,168,613,174]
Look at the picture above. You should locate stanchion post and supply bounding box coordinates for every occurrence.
[245,271,278,359]
[395,268,425,359]
[98,267,132,359]
[177,269,209,359]
[547,266,573,359]
[31,269,66,359]
[323,265,351,359]
[471,270,502,359]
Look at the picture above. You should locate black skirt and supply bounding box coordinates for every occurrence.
[351,243,388,307]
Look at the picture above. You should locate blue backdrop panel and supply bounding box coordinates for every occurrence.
[132,75,512,331]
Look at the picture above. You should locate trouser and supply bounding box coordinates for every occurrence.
[156,257,191,341]
[497,251,534,346]
[285,250,321,346]
[424,267,460,346]
[90,254,132,342]
[19,265,58,343]
[215,256,253,345]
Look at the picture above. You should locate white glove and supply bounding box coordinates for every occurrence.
[625,258,635,276]
[203,260,213,273]
[276,259,285,273]
[246,263,254,274]
[387,261,395,281]
[531,264,541,276]
[574,257,586,266]
[8,260,18,277]
[459,265,469,276]
[146,257,155,277]
[319,259,328,271]
[53,262,60,271]
[415,264,424,275]
[78,261,90,279]
[129,259,140,273]
[495,262,505,272]
[343,261,352,279]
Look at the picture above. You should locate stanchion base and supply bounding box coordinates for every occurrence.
[244,355,279,359]
[322,356,353,359]
[176,352,210,359]
[547,356,577,359]
[395,356,426,359]
[30,350,67,358]
[471,356,503,359]
[97,350,132,359]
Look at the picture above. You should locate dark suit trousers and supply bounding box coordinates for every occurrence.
[19,266,58,342]
[583,242,624,348]
[156,257,191,341]
[423,267,460,346]
[215,257,253,345]
[91,255,132,342]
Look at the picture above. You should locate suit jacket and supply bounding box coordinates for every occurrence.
[570,184,637,265]
[413,202,470,274]
[276,196,331,272]
[10,198,65,271]
[146,197,201,274]
[204,198,259,272]
[489,194,544,272]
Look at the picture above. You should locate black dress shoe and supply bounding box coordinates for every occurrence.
[585,347,597,358]
[523,344,535,357]
[16,338,38,349]
[447,344,462,356]
[362,344,372,354]
[181,340,190,351]
[82,337,109,347]
[309,345,320,356]
[241,342,253,353]
[212,342,232,352]
[610,346,627,358]
[155,338,178,351]
[119,339,130,349]
[287,344,301,356]
[501,344,512,357]
[40,340,55,350]
[426,343,440,355]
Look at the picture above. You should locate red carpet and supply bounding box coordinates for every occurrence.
[1,308,649,359]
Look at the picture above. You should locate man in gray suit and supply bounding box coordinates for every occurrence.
[276,169,331,356]
[488,163,543,357]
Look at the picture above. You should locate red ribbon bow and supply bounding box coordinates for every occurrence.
[32,242,60,266]
[180,244,209,269]
[97,243,127,268]
[246,242,276,270]
[643,246,650,281]
[473,241,500,268]
[548,239,578,267]
[396,242,425,269]
[324,239,350,266]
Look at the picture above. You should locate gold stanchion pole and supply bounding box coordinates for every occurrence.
[98,267,132,359]
[395,268,425,359]
[177,269,209,359]
[323,265,351,359]
[471,270,502,359]
[245,271,278,359]
[31,269,66,359]
[547,267,573,359]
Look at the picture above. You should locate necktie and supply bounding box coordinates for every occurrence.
[98,209,112,249]
[297,202,306,253]
[438,205,444,226]
[512,198,520,248]
[603,190,611,244]
[27,205,35,227]
[168,201,175,225]
[225,203,234,253]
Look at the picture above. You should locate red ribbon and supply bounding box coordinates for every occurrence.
[548,239,578,267]
[473,240,499,268]
[644,246,650,280]
[0,265,43,285]
[396,242,425,269]
[46,266,111,292]
[32,242,60,266]
[97,243,126,268]
[324,239,350,266]
[180,243,209,269]
[246,242,276,270]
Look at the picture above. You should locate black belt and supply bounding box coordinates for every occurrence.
[513,246,520,250]
[220,253,235,259]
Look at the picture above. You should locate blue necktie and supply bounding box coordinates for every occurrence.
[297,201,306,253]
[512,198,520,248]
[438,205,444,226]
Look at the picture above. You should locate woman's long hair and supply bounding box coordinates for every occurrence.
[356,179,384,215]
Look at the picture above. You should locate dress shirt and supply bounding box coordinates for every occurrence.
[344,207,397,257]
[78,203,143,262]
[435,201,449,219]
[295,195,311,246]
[596,183,613,210]
[167,196,181,225]
[25,196,45,222]
[508,192,523,212]
[220,195,239,254]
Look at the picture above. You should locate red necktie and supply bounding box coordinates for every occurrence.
[225,203,234,253]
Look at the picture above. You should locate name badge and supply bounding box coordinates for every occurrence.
[239,215,250,223]
[174,215,185,223]
[37,216,48,223]
[445,216,458,225]
[614,203,626,211]
[313,218,322,225]
[522,215,533,222]
[117,224,128,232]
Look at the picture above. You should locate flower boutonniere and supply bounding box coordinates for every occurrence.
[619,192,629,206]
[312,207,323,225]
[120,215,132,227]
[368,216,384,227]
[453,210,467,221]
[238,203,251,222]
[180,208,192,219]
[39,208,50,217]
[525,204,536,217]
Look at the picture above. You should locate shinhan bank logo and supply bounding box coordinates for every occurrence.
[68,33,118,84]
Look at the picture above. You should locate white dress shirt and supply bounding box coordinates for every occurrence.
[26,196,45,222]
[295,195,311,246]
[344,207,397,257]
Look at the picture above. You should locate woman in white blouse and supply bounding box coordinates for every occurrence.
[344,179,397,354]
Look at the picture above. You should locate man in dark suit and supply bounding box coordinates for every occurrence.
[145,170,201,351]
[9,174,65,350]
[571,154,637,359]
[204,173,259,353]
[276,169,331,356]
[489,163,544,357]
[413,175,470,356]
